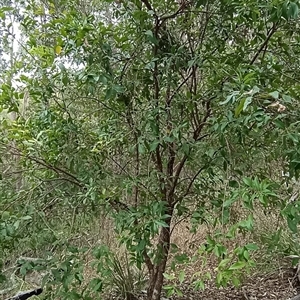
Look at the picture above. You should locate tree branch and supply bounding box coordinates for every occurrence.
[193,96,215,140]
[160,2,187,22]
[168,70,194,104]
[169,155,187,204]
[141,0,154,11]
[9,150,84,188]
[250,23,277,65]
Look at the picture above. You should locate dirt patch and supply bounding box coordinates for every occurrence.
[168,267,299,300]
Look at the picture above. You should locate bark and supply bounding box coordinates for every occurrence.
[147,207,173,300]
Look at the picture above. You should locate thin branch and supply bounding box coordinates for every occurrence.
[160,2,187,22]
[109,156,157,200]
[195,132,210,142]
[80,96,127,117]
[27,155,83,186]
[169,155,188,204]
[168,70,194,103]
[141,0,154,12]
[170,213,192,236]
[178,148,222,205]
[250,23,277,65]
[193,95,215,140]
[6,144,84,188]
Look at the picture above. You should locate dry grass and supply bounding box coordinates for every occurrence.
[3,202,300,300]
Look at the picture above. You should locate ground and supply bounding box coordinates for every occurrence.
[128,266,299,300]
[171,267,299,300]
[2,216,300,300]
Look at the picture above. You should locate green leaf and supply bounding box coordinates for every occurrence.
[287,217,298,233]
[89,278,103,292]
[232,277,241,287]
[228,261,246,270]
[1,7,14,12]
[145,30,158,45]
[288,2,299,19]
[196,0,208,8]
[55,45,62,54]
[136,239,146,251]
[245,243,258,251]
[274,119,285,129]
[243,97,252,111]
[182,143,190,155]
[243,250,250,260]
[238,215,254,231]
[269,91,279,99]
[150,141,160,152]
[174,253,189,264]
[155,220,169,227]
[138,143,145,154]
[242,177,252,187]
[218,258,230,268]
[0,273,6,283]
[194,279,205,290]
[229,180,239,188]
[178,270,185,283]
[216,272,223,285]
[234,98,245,117]
[62,76,69,85]
[105,87,116,100]
[223,196,238,208]
[282,94,292,103]
[220,91,239,105]
[163,273,175,280]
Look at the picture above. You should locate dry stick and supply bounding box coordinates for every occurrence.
[150,13,167,204]
[170,94,215,205]
[198,3,212,47]
[169,155,188,203]
[144,3,179,297]
[170,212,193,236]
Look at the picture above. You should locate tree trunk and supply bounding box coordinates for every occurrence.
[147,207,173,300]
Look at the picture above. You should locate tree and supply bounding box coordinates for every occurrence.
[1,0,300,299]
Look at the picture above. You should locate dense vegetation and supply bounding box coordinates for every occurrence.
[1,0,300,299]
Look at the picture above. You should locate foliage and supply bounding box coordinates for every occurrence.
[1,0,300,299]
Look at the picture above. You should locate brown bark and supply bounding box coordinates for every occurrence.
[147,206,173,300]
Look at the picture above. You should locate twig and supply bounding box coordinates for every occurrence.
[8,149,84,188]
[168,70,194,103]
[160,2,188,22]
[250,23,277,65]
[141,0,154,12]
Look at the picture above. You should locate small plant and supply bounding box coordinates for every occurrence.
[92,245,147,300]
